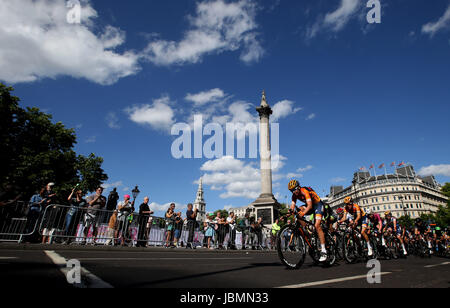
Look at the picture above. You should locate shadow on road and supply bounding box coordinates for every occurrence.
[125,262,283,288]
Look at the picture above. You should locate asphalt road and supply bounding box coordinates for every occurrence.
[0,244,449,288]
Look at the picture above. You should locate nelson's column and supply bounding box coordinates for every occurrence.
[251,91,279,225]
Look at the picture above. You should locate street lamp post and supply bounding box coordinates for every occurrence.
[399,196,407,217]
[132,186,140,203]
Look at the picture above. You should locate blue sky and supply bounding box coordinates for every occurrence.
[1,0,450,216]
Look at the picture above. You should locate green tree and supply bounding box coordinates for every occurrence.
[214,209,229,218]
[0,83,108,202]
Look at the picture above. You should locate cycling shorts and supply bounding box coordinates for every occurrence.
[301,201,324,221]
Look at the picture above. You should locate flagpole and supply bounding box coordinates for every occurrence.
[373,165,378,184]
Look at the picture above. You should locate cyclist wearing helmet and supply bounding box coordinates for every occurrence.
[366,209,387,247]
[288,179,328,262]
[384,211,407,256]
[339,196,373,257]
[414,218,432,254]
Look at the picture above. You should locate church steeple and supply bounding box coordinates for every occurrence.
[193,177,206,222]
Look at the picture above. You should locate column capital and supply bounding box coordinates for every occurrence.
[256,105,272,118]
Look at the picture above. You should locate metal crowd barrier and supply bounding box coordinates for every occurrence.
[0,203,275,250]
[0,201,39,242]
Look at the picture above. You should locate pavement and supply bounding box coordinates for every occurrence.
[0,243,449,288]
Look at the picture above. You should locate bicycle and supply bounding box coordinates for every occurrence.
[277,212,336,269]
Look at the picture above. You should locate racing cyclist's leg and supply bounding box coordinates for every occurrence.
[396,231,407,256]
[360,216,372,257]
[314,215,327,262]
[313,202,327,262]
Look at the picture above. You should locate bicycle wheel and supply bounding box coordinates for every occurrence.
[335,233,345,261]
[369,236,378,260]
[277,225,306,269]
[391,238,401,259]
[324,232,336,266]
[343,231,358,264]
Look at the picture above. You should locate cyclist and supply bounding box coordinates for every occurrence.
[366,209,387,248]
[414,218,432,254]
[288,180,328,262]
[383,211,407,256]
[339,197,373,257]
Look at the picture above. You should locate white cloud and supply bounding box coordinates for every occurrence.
[141,0,264,66]
[285,172,304,179]
[200,155,293,200]
[0,0,140,85]
[297,165,313,173]
[201,156,245,172]
[101,181,124,191]
[418,164,450,177]
[185,88,226,106]
[85,135,97,143]
[125,95,176,131]
[271,100,302,122]
[422,5,450,37]
[201,157,261,199]
[306,0,361,39]
[106,112,120,129]
[306,113,316,120]
[324,0,360,31]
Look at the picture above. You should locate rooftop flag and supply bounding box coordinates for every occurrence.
[391,162,396,167]
[379,163,385,169]
[398,162,405,167]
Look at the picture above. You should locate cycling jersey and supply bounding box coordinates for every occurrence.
[292,187,321,205]
[344,203,365,217]
[344,204,368,227]
[368,213,382,226]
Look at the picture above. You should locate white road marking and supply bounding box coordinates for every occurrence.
[0,257,18,260]
[76,257,253,261]
[44,250,113,288]
[278,272,392,288]
[424,261,450,268]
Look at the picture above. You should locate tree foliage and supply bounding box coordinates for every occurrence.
[0,83,108,202]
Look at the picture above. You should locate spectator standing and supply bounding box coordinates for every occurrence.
[136,197,153,247]
[41,183,59,244]
[173,212,183,248]
[248,216,258,250]
[106,188,119,211]
[164,203,177,248]
[255,217,265,250]
[239,213,251,250]
[271,219,281,250]
[185,203,198,249]
[116,194,135,246]
[82,187,106,245]
[23,188,45,242]
[63,186,86,244]
[105,210,118,246]
[226,212,237,250]
[204,214,215,249]
[214,212,226,250]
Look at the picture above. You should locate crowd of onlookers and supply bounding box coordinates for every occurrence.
[0,183,275,250]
